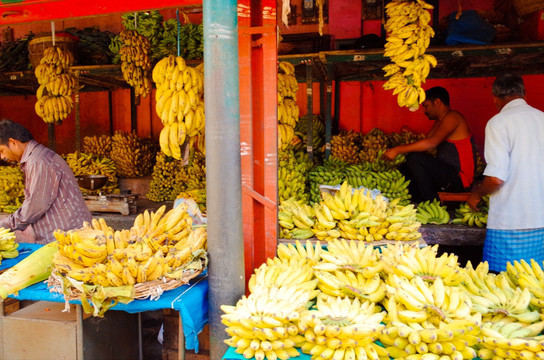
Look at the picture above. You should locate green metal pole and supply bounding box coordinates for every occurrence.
[203,1,244,359]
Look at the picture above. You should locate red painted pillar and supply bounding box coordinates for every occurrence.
[238,0,278,285]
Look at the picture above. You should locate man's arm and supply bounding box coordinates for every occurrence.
[468,175,504,211]
[383,114,459,160]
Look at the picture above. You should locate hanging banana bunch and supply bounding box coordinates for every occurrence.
[119,29,152,98]
[277,61,299,151]
[382,0,437,110]
[153,55,204,160]
[34,46,76,124]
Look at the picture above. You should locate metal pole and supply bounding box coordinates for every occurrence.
[203,1,244,359]
[305,62,313,161]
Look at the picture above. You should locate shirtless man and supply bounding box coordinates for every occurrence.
[384,86,477,202]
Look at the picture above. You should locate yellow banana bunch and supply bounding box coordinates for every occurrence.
[506,258,544,311]
[221,285,312,360]
[277,61,299,153]
[461,261,539,324]
[247,260,317,295]
[34,46,76,124]
[82,135,113,157]
[110,130,155,177]
[64,151,119,195]
[383,0,437,110]
[313,238,382,276]
[0,228,18,262]
[275,239,322,265]
[0,166,24,213]
[452,197,488,227]
[119,29,152,97]
[153,55,205,158]
[278,198,315,240]
[478,319,544,359]
[298,295,386,359]
[380,315,481,360]
[379,242,465,285]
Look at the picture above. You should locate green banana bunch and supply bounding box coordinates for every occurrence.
[278,149,312,203]
[307,165,346,204]
[382,0,437,110]
[171,150,206,196]
[452,195,489,227]
[147,152,184,202]
[416,199,450,224]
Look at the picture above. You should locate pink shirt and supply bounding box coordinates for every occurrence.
[0,140,92,244]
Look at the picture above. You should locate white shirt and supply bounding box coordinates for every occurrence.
[484,98,544,229]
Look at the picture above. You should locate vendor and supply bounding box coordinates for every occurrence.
[0,119,92,244]
[383,86,478,202]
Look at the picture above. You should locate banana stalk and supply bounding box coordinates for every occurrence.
[0,241,58,299]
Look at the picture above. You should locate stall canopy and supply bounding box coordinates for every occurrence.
[0,0,200,25]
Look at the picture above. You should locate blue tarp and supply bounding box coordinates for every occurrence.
[223,347,312,360]
[4,243,209,352]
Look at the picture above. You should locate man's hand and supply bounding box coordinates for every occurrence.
[467,192,482,212]
[383,148,399,161]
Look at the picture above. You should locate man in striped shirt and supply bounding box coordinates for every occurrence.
[0,119,92,244]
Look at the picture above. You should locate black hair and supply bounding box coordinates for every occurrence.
[0,119,33,145]
[425,86,450,107]
[492,73,525,98]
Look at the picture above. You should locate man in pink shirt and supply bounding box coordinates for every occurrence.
[0,119,92,244]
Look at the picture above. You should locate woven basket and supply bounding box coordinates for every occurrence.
[28,33,78,69]
[513,0,544,17]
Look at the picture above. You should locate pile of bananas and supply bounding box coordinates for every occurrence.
[382,0,437,110]
[0,166,24,213]
[64,152,118,195]
[34,46,76,124]
[388,127,426,148]
[278,198,315,240]
[416,199,450,224]
[506,259,544,310]
[52,204,207,315]
[82,135,113,157]
[118,29,152,98]
[379,242,465,285]
[120,11,164,61]
[298,296,388,360]
[0,228,19,263]
[278,61,299,151]
[462,261,540,323]
[110,130,155,177]
[147,152,184,202]
[452,195,489,227]
[154,56,205,159]
[278,149,312,203]
[221,285,313,360]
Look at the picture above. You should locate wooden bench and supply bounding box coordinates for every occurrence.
[437,192,471,204]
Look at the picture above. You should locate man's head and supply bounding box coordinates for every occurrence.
[0,119,33,163]
[491,73,525,110]
[422,86,450,120]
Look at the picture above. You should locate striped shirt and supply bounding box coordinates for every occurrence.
[0,140,92,244]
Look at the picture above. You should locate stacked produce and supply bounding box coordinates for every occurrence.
[118,29,152,97]
[388,127,426,148]
[34,46,76,124]
[382,0,437,109]
[0,228,19,263]
[65,152,118,194]
[308,163,346,204]
[278,149,312,203]
[278,61,299,151]
[0,166,25,213]
[330,130,366,165]
[147,152,184,202]
[82,134,113,157]
[110,130,155,177]
[51,204,207,316]
[154,56,205,159]
[416,199,450,224]
[452,195,489,227]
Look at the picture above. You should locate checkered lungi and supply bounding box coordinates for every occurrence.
[483,228,544,272]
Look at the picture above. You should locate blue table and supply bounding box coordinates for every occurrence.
[2,243,209,357]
